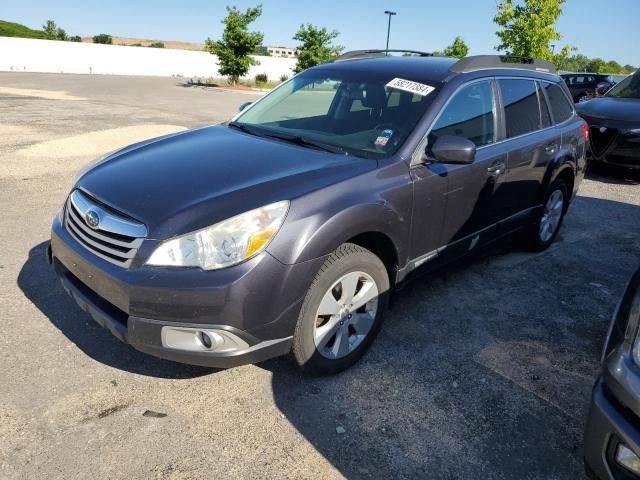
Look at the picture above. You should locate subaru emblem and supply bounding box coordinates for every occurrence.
[85,210,100,229]
[599,126,607,133]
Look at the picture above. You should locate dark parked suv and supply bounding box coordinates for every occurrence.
[49,51,587,374]
[561,73,616,103]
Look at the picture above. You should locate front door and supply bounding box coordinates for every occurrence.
[410,79,507,266]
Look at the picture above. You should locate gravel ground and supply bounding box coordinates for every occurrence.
[1,72,639,480]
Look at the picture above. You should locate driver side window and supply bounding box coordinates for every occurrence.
[428,81,496,149]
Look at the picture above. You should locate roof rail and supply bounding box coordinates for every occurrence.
[335,49,433,62]
[450,55,556,74]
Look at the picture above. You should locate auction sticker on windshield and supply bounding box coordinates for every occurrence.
[386,78,435,96]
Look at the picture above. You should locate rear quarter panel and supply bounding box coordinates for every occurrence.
[552,115,587,199]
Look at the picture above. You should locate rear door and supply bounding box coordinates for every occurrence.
[541,80,584,183]
[497,78,560,227]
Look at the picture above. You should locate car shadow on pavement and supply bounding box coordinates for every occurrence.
[17,242,213,379]
[266,195,640,479]
[586,162,640,185]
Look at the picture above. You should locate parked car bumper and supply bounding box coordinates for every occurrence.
[585,348,640,479]
[585,377,640,479]
[587,125,640,169]
[49,214,323,368]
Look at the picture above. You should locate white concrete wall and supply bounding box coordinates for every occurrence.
[0,36,297,80]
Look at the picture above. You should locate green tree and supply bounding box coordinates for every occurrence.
[585,58,605,73]
[293,23,343,73]
[494,0,570,62]
[69,35,82,42]
[443,36,469,58]
[42,20,70,41]
[604,60,622,74]
[148,42,165,48]
[560,53,590,72]
[93,34,113,44]
[205,5,264,85]
[42,20,57,40]
[55,28,67,41]
[551,45,576,71]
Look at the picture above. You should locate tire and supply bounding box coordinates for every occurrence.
[524,179,569,252]
[292,243,390,375]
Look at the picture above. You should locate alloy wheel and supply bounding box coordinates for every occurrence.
[539,189,564,242]
[313,271,379,360]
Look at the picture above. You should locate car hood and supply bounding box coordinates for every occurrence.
[576,97,640,123]
[76,125,375,238]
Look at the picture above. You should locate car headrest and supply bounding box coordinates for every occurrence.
[361,85,387,109]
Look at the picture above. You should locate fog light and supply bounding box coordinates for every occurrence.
[161,326,250,353]
[198,331,213,349]
[616,444,640,474]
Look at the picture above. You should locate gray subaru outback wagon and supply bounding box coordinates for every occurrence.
[49,51,587,374]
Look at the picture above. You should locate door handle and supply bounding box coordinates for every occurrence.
[545,143,559,155]
[487,162,506,177]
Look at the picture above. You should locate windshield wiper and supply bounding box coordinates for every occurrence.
[229,122,348,155]
[227,121,264,137]
[260,131,348,155]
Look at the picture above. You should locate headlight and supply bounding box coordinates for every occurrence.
[624,128,640,136]
[146,201,289,270]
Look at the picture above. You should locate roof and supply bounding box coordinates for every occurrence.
[560,72,611,76]
[320,53,558,84]
[321,56,458,83]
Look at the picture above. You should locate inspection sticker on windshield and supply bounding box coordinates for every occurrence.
[386,78,435,96]
[375,129,394,147]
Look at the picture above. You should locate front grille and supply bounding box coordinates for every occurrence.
[64,190,147,268]
[590,126,619,158]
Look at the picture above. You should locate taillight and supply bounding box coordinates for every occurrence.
[581,121,589,139]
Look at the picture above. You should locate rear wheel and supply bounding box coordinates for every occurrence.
[524,179,568,251]
[292,243,389,375]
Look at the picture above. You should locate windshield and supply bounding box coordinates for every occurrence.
[606,73,640,99]
[233,68,440,159]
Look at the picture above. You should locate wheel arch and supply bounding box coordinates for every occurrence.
[542,154,577,204]
[345,231,400,283]
[554,165,576,201]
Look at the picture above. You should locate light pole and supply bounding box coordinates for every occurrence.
[384,10,396,56]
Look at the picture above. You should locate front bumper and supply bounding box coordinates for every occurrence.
[50,215,323,368]
[585,341,640,480]
[585,377,640,480]
[587,125,640,169]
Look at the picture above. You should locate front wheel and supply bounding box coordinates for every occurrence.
[292,243,390,375]
[524,179,568,251]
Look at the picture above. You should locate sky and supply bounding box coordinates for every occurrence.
[4,0,639,66]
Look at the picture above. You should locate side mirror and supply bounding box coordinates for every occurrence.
[429,135,476,164]
[238,101,252,112]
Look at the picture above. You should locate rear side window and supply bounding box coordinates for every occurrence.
[498,79,541,138]
[429,80,496,148]
[543,82,573,123]
[538,83,552,128]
